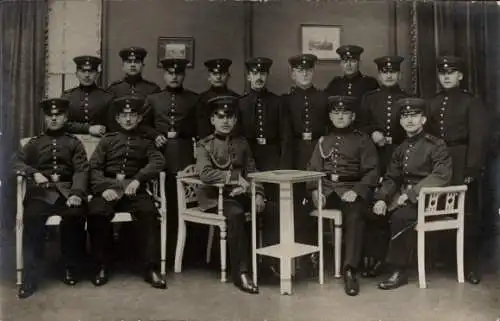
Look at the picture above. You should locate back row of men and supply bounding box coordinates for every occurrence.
[15,44,489,298]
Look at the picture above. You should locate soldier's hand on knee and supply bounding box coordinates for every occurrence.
[66,195,82,207]
[464,176,474,184]
[373,200,387,216]
[311,190,326,209]
[396,193,408,206]
[341,190,358,203]
[255,194,266,212]
[33,172,49,185]
[371,131,385,146]
[89,125,105,137]
[229,186,246,197]
[238,175,250,192]
[155,135,167,148]
[102,189,119,201]
[125,180,140,196]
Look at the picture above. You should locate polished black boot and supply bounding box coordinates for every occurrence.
[466,270,481,285]
[62,267,78,286]
[235,273,259,294]
[378,270,408,290]
[18,277,37,299]
[343,267,359,296]
[144,268,167,289]
[91,265,109,286]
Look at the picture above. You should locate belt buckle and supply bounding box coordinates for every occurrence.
[167,131,178,139]
[257,137,267,145]
[116,173,126,181]
[330,174,339,182]
[302,132,312,141]
[386,136,393,144]
[50,173,60,183]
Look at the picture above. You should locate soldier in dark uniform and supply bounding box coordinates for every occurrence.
[238,57,291,277]
[374,98,452,290]
[307,95,379,296]
[87,96,166,289]
[283,54,329,256]
[325,45,378,101]
[196,96,266,294]
[143,58,198,265]
[106,46,161,132]
[359,56,409,277]
[12,98,89,299]
[196,58,240,140]
[426,56,489,284]
[61,55,113,136]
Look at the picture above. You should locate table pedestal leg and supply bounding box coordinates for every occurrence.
[279,182,294,295]
[280,257,292,295]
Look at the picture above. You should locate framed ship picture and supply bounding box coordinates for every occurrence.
[300,24,342,61]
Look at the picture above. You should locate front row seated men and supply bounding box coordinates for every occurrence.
[13,98,89,299]
[196,95,266,294]
[374,98,452,290]
[307,95,379,296]
[86,95,167,289]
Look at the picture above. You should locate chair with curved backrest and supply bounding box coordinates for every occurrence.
[415,185,467,289]
[15,134,167,292]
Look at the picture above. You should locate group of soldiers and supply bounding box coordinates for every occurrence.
[13,43,489,299]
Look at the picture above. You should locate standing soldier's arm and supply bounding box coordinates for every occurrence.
[242,139,265,196]
[352,136,379,199]
[406,140,452,203]
[278,98,293,169]
[134,141,166,182]
[137,98,160,140]
[306,140,328,194]
[465,98,490,179]
[358,93,373,134]
[375,147,403,203]
[70,139,89,198]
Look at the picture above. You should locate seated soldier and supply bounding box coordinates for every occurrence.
[196,95,266,294]
[87,95,167,289]
[307,95,379,296]
[373,98,452,290]
[12,98,89,299]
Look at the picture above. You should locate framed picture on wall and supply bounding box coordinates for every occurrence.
[157,37,195,68]
[300,24,341,61]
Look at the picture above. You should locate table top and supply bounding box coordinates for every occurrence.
[248,170,325,184]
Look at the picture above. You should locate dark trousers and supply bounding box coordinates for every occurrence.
[23,198,86,277]
[208,194,252,284]
[363,214,390,262]
[325,193,366,269]
[87,193,160,268]
[385,204,417,268]
[293,183,316,245]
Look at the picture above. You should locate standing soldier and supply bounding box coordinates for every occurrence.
[283,54,329,270]
[307,96,379,296]
[374,98,452,290]
[196,58,240,140]
[196,96,266,294]
[86,96,166,289]
[144,58,198,265]
[325,45,378,100]
[106,46,161,132]
[359,56,409,277]
[426,56,489,284]
[62,55,113,137]
[13,98,88,298]
[238,57,291,276]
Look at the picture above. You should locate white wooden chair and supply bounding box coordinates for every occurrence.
[415,185,467,289]
[15,135,167,291]
[310,209,342,278]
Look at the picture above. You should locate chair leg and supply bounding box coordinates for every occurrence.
[219,225,227,283]
[174,219,187,273]
[16,218,24,289]
[206,226,214,264]
[417,230,427,288]
[334,223,342,279]
[160,215,167,277]
[456,227,465,283]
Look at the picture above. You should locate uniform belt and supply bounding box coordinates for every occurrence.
[293,133,320,140]
[328,174,361,182]
[160,132,193,140]
[446,139,467,147]
[104,172,130,179]
[251,138,279,145]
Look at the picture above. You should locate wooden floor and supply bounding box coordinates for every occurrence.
[0,229,499,321]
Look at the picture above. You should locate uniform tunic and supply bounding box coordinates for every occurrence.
[61,84,113,134]
[325,72,378,100]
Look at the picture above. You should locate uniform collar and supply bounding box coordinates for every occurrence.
[441,86,462,94]
[407,129,425,143]
[330,125,354,134]
[117,126,140,135]
[214,132,231,140]
[343,71,363,80]
[292,85,316,94]
[124,74,143,85]
[79,83,98,93]
[210,86,229,94]
[45,128,65,137]
[380,84,402,93]
[165,85,184,93]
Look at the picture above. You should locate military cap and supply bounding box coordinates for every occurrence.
[327,95,358,113]
[395,97,427,116]
[119,46,147,61]
[436,56,464,72]
[73,55,102,71]
[245,57,273,73]
[160,58,189,73]
[208,95,239,117]
[110,95,146,115]
[374,55,404,72]
[288,54,318,69]
[204,58,232,73]
[336,45,364,60]
[40,98,70,115]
